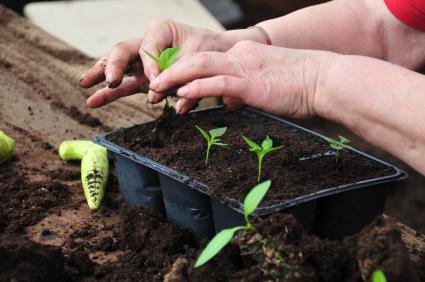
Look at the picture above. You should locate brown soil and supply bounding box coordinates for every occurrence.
[108,108,395,207]
[165,214,420,282]
[0,4,424,282]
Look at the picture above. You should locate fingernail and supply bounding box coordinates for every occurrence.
[79,74,86,82]
[107,80,120,89]
[106,71,113,85]
[150,73,157,81]
[175,99,183,113]
[177,86,188,97]
[150,76,160,90]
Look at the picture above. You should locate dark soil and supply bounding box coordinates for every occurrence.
[0,166,70,233]
[108,109,396,208]
[164,214,420,282]
[0,233,68,282]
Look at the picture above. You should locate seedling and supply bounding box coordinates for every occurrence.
[59,140,109,210]
[143,46,181,72]
[195,126,228,165]
[195,180,272,268]
[326,135,352,162]
[372,270,387,282]
[242,135,284,181]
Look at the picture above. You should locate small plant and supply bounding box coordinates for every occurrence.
[372,270,387,282]
[242,135,284,181]
[195,126,228,165]
[195,180,272,268]
[326,135,351,162]
[143,46,181,72]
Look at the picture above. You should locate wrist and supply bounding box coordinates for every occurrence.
[221,27,271,50]
[311,52,343,120]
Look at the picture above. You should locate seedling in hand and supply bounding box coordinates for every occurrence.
[195,180,272,268]
[326,135,352,163]
[242,135,284,181]
[195,126,228,165]
[143,46,181,72]
[372,270,387,282]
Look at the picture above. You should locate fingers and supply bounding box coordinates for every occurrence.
[85,76,149,108]
[223,97,244,111]
[150,52,239,93]
[79,38,143,89]
[104,38,144,88]
[176,75,248,102]
[175,98,200,114]
[140,18,175,81]
[79,55,108,88]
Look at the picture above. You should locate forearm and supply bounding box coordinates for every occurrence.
[316,54,425,175]
[225,0,425,70]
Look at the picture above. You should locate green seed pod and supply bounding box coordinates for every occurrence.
[81,147,109,210]
[59,140,109,210]
[0,130,15,164]
[59,140,99,161]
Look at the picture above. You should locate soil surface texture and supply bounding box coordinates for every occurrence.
[1,4,425,282]
[108,109,396,208]
[164,214,421,282]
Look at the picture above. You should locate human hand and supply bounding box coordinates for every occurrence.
[149,40,337,117]
[80,19,262,108]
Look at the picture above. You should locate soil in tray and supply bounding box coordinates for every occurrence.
[107,108,395,208]
[164,214,420,282]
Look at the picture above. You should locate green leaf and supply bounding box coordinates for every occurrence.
[143,49,160,65]
[195,226,245,268]
[159,47,181,71]
[329,143,341,150]
[213,142,228,147]
[241,135,261,152]
[244,180,272,221]
[371,270,387,282]
[210,127,227,138]
[339,135,350,144]
[196,126,210,142]
[261,135,273,151]
[265,145,285,154]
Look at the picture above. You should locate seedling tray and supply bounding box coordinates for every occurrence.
[94,107,407,240]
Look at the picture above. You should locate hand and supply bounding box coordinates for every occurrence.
[79,19,261,108]
[149,40,337,118]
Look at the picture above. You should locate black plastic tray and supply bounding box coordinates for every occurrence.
[94,107,407,240]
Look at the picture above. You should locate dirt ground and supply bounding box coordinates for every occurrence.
[1,3,425,281]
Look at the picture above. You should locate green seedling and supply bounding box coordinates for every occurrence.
[195,126,228,165]
[372,270,387,282]
[59,140,109,210]
[143,46,181,72]
[195,180,272,268]
[0,130,15,165]
[326,135,352,162]
[242,135,284,181]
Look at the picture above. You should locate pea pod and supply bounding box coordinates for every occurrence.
[0,130,15,164]
[59,140,109,210]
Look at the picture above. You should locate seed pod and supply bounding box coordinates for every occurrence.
[0,130,15,164]
[59,140,97,161]
[81,146,109,210]
[59,140,109,210]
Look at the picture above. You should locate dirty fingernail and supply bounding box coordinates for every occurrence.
[79,74,86,82]
[175,99,183,113]
[107,80,120,89]
[106,71,113,85]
